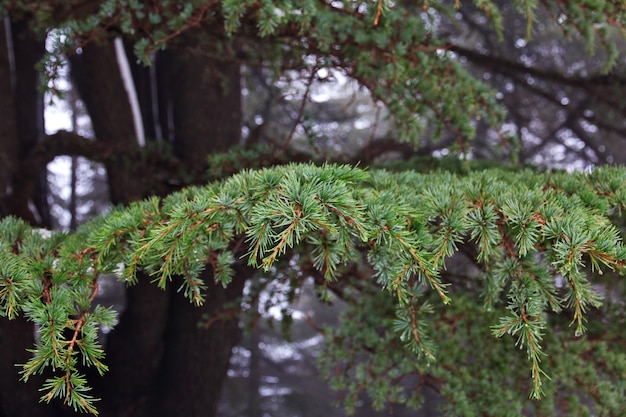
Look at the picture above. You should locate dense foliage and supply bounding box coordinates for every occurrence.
[1,0,625,416]
[1,162,625,414]
[3,0,624,147]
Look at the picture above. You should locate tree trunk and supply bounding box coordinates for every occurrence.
[0,15,46,224]
[165,35,242,171]
[11,19,49,227]
[67,29,246,417]
[91,275,170,417]
[0,317,59,417]
[152,269,249,417]
[144,34,245,417]
[0,15,19,217]
[69,39,143,205]
[0,15,58,417]
[1,13,246,414]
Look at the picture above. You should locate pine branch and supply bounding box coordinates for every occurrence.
[1,163,625,414]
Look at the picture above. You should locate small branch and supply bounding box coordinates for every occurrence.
[274,63,318,158]
[202,306,241,329]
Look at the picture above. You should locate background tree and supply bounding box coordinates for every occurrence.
[0,1,624,417]
[445,0,626,167]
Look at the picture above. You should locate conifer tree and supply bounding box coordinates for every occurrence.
[0,1,625,416]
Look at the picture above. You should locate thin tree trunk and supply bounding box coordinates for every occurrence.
[68,156,78,231]
[0,14,19,218]
[123,41,161,142]
[68,87,79,231]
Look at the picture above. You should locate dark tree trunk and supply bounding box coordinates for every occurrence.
[91,275,170,417]
[69,39,144,205]
[152,269,249,417]
[0,16,19,217]
[11,19,48,228]
[0,15,46,225]
[67,29,247,417]
[155,52,174,143]
[0,15,57,417]
[11,20,44,161]
[0,317,59,417]
[1,11,246,415]
[165,35,242,171]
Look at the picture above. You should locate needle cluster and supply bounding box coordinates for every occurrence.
[1,163,624,414]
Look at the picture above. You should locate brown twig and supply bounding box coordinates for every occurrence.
[274,62,319,158]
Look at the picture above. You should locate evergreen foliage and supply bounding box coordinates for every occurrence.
[1,163,625,414]
[3,0,624,147]
[1,0,626,415]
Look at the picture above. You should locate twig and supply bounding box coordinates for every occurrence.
[274,62,319,158]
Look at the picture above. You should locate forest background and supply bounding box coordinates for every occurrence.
[0,1,625,416]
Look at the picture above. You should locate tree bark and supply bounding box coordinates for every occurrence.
[152,268,249,417]
[0,16,19,217]
[165,34,242,173]
[144,35,247,415]
[69,39,144,205]
[11,20,44,161]
[67,29,247,417]
[0,16,46,224]
[2,13,246,415]
[12,19,48,227]
[0,15,58,417]
[91,275,170,417]
[0,317,59,417]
